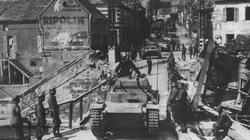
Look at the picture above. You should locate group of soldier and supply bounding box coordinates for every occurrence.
[167,51,193,132]
[10,88,62,140]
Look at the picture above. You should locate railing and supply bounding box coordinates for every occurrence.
[60,76,115,128]
[20,52,92,112]
[27,76,115,131]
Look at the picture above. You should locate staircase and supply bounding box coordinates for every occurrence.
[8,59,33,78]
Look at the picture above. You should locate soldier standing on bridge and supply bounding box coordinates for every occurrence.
[10,95,24,140]
[48,88,62,137]
[147,58,152,75]
[182,44,186,61]
[36,92,46,140]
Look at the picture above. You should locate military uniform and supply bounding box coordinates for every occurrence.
[48,89,61,137]
[10,95,24,140]
[171,83,191,131]
[36,93,46,140]
[115,60,141,77]
[168,83,179,112]
[167,53,175,69]
[147,59,152,75]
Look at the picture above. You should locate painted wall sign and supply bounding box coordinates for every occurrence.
[40,0,90,51]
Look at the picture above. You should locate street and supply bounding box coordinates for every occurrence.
[1,0,250,140]
[43,58,178,140]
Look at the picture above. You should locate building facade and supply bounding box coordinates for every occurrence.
[0,0,50,85]
[213,0,250,46]
[40,0,109,52]
[0,0,108,86]
[92,0,148,60]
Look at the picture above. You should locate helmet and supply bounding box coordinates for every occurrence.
[171,82,177,87]
[12,95,20,102]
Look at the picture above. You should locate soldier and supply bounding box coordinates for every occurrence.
[115,56,141,77]
[167,52,175,70]
[147,58,152,75]
[48,88,62,137]
[182,44,186,61]
[189,46,193,59]
[175,83,191,132]
[193,44,199,58]
[36,92,46,140]
[10,95,24,140]
[168,82,179,112]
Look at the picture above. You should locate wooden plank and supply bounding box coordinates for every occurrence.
[192,40,214,111]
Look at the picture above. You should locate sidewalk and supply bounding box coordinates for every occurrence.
[174,24,201,101]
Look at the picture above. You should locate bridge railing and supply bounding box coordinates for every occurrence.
[27,76,115,133]
[20,52,91,112]
[61,76,115,128]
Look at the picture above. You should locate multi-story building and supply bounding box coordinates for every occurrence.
[140,0,160,22]
[213,0,250,46]
[91,0,148,60]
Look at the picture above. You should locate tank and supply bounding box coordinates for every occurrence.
[90,77,160,138]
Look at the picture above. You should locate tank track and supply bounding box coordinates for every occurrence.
[90,109,104,137]
[147,109,159,136]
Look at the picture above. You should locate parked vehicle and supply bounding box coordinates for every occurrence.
[141,44,162,59]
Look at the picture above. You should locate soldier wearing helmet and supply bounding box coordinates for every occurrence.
[10,95,24,140]
[115,55,141,77]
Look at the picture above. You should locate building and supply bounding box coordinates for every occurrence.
[40,0,109,52]
[0,0,108,88]
[91,0,148,60]
[0,0,51,86]
[140,0,160,22]
[213,0,250,46]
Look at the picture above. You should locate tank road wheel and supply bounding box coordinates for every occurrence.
[147,109,159,136]
[90,109,104,138]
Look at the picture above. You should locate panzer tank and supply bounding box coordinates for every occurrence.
[90,77,160,138]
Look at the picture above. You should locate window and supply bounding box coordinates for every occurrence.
[246,7,250,20]
[226,8,234,21]
[226,34,234,43]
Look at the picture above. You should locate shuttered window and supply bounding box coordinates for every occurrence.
[246,7,250,20]
[222,8,226,21]
[226,8,234,21]
[234,7,239,21]
[3,36,7,58]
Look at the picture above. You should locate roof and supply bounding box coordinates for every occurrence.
[215,0,250,4]
[77,0,107,20]
[0,0,107,22]
[0,1,11,16]
[0,0,51,21]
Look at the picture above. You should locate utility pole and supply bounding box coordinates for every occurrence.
[108,0,118,61]
[200,0,205,43]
